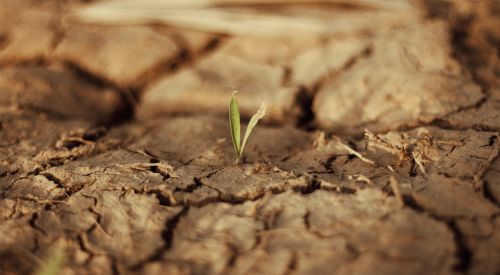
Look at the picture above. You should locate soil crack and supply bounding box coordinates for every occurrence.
[403,194,473,272]
[131,206,189,270]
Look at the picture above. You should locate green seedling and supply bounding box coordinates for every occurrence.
[229,91,267,162]
[36,241,65,275]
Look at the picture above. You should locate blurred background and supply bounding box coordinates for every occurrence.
[1,0,497,134]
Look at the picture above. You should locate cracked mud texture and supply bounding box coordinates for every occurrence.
[1,0,499,274]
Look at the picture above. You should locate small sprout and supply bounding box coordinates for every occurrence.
[36,241,65,275]
[229,91,241,159]
[229,91,267,162]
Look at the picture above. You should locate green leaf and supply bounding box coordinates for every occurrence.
[36,241,65,275]
[229,91,241,158]
[240,101,267,158]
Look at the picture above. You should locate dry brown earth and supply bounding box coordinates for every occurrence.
[0,0,499,274]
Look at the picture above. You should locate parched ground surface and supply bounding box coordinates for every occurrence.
[0,0,499,274]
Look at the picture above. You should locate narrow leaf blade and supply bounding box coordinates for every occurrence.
[36,241,65,275]
[229,91,241,158]
[240,101,267,158]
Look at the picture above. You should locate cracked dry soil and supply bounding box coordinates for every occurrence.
[1,0,500,274]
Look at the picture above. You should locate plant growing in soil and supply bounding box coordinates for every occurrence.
[36,241,65,275]
[229,91,267,162]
